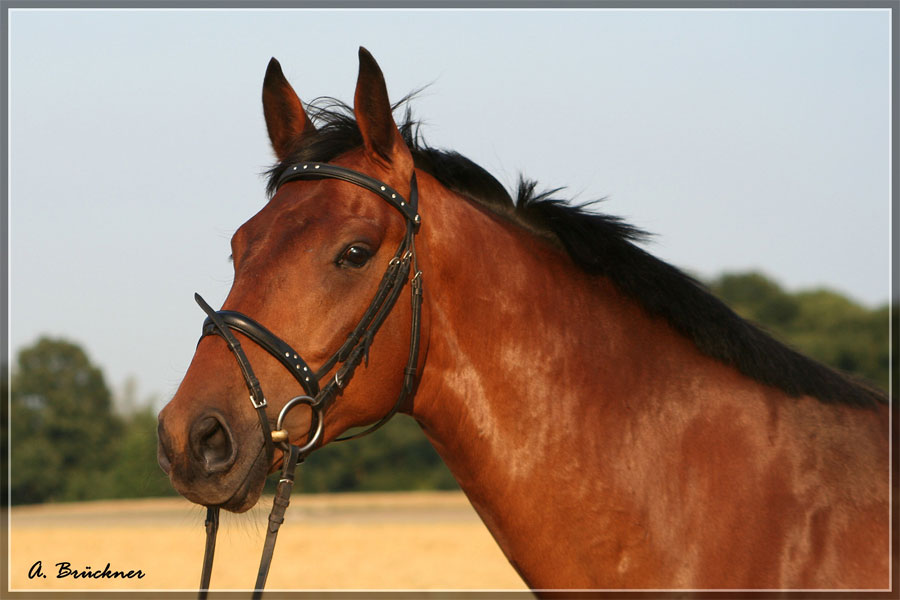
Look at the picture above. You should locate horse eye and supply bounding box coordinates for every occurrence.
[338,245,372,268]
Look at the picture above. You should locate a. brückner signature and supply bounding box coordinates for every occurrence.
[28,560,146,580]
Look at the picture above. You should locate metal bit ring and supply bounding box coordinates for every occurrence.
[274,395,324,454]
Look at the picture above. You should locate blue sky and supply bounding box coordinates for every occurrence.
[8,8,892,406]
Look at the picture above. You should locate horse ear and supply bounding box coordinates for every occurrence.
[262,57,315,161]
[353,47,412,171]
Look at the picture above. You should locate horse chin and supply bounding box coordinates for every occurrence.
[219,475,265,513]
[219,443,271,513]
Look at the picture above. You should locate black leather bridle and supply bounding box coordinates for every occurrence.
[194,162,423,599]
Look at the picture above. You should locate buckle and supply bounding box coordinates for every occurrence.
[251,394,267,409]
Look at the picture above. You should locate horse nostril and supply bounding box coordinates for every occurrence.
[191,414,237,474]
[203,423,227,463]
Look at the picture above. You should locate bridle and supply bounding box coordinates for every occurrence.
[193,161,423,599]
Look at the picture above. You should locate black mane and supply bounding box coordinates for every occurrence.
[266,97,886,408]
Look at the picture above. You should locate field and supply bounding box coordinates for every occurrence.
[8,492,529,593]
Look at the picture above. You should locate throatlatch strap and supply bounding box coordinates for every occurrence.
[334,254,423,442]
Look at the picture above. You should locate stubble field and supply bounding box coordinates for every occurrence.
[9,492,529,593]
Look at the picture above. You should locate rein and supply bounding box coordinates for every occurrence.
[194,162,422,599]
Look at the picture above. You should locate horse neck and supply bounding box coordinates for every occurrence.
[408,180,704,582]
[407,178,889,588]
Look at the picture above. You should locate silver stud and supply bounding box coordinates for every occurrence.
[380,186,386,191]
[391,194,396,199]
[303,366,309,372]
[292,166,298,170]
[305,377,310,382]
[400,201,405,206]
[303,164,308,169]
[314,165,320,169]
[285,352,290,357]
[414,215,421,224]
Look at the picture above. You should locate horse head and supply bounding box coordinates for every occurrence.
[157,48,425,512]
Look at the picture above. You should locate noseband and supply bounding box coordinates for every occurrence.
[194,162,423,598]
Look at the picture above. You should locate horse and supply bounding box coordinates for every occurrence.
[157,48,890,590]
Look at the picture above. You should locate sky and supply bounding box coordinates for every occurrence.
[7,7,893,408]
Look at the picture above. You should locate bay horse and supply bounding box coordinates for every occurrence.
[157,48,890,590]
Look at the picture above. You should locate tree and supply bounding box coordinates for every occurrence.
[292,415,458,494]
[105,406,177,499]
[709,272,889,392]
[10,337,122,504]
[711,272,800,337]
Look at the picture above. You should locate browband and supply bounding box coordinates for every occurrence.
[276,162,421,228]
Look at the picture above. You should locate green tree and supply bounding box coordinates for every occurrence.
[789,290,890,387]
[105,406,177,499]
[709,272,889,392]
[292,415,458,494]
[10,337,122,503]
[711,272,800,338]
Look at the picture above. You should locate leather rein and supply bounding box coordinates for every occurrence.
[194,162,423,599]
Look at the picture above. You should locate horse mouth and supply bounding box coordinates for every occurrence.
[174,436,271,513]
